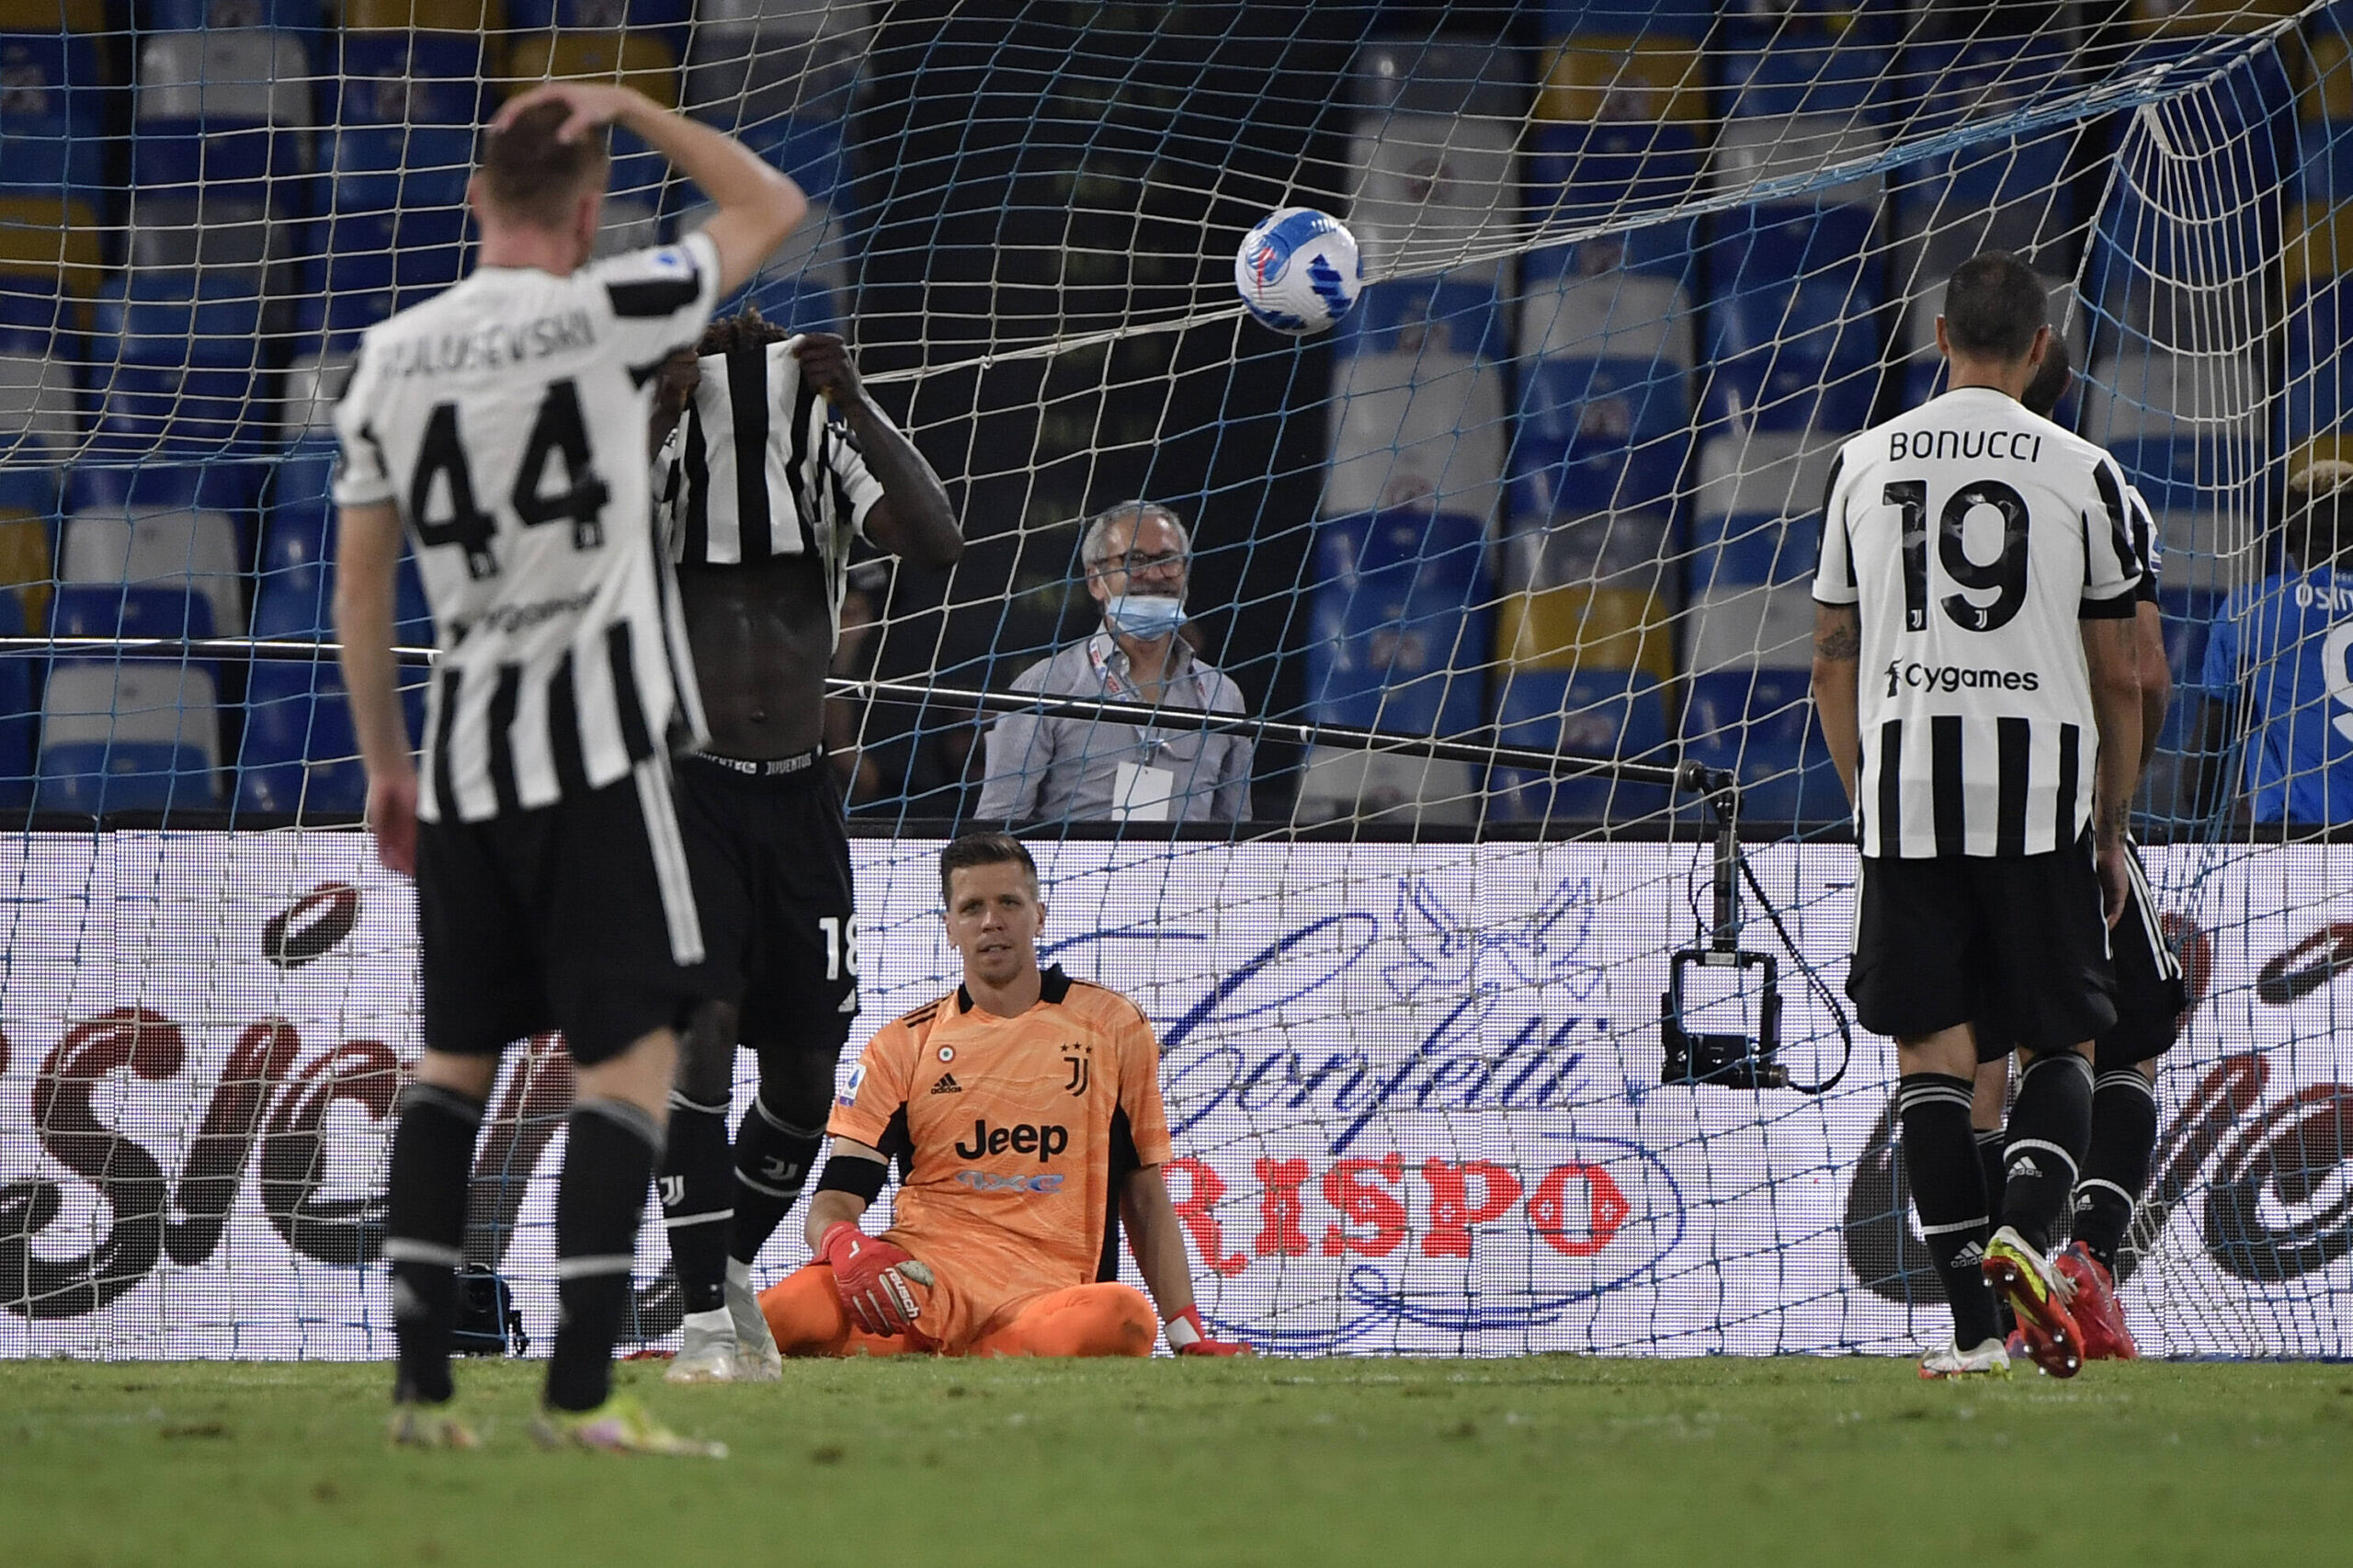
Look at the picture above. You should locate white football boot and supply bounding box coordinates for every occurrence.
[1916,1337,2012,1381]
[665,1307,739,1384]
[726,1259,784,1382]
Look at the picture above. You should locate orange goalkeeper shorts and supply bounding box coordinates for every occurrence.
[757,1263,1157,1358]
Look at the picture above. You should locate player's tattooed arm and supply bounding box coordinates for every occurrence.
[1810,602,1862,806]
[1813,603,1861,662]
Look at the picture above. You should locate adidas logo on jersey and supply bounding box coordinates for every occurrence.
[930,1074,962,1096]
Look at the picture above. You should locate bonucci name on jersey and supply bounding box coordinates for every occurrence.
[332,233,723,824]
[1816,385,2143,859]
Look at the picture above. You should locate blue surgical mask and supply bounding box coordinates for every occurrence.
[1105,593,1186,641]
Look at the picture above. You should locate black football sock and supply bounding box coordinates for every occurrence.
[1897,1073,2000,1349]
[547,1097,664,1415]
[729,1096,824,1267]
[384,1083,483,1406]
[2001,1051,2093,1256]
[1974,1129,2015,1336]
[660,1091,733,1316]
[2072,1069,2159,1272]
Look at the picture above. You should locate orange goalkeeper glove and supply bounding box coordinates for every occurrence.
[1165,1304,1251,1357]
[818,1221,930,1336]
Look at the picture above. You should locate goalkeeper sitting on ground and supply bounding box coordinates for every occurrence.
[759,831,1249,1358]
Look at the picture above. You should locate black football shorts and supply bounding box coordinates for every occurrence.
[1846,831,2120,1058]
[416,757,715,1067]
[1973,839,2188,1069]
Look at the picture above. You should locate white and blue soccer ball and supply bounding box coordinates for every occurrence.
[1234,207,1362,336]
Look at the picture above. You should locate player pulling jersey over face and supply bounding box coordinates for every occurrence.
[758,834,1248,1358]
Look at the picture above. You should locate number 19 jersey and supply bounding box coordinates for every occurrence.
[332,233,722,823]
[1815,385,2143,858]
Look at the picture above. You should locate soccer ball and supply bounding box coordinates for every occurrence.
[1234,207,1362,336]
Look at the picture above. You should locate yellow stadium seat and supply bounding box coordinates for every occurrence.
[1495,584,1675,681]
[0,512,51,634]
[0,196,101,300]
[504,31,677,109]
[1536,35,1709,128]
[2304,29,2353,123]
[0,0,107,33]
[2286,201,2353,289]
[2131,0,2304,39]
[338,0,506,31]
[2290,434,2353,476]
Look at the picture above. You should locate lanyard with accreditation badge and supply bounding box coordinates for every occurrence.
[1086,637,1211,823]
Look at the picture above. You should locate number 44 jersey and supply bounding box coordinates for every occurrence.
[332,233,722,824]
[1815,384,2143,858]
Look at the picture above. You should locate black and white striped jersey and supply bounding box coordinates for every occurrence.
[333,232,722,824]
[1815,385,2143,858]
[653,335,884,649]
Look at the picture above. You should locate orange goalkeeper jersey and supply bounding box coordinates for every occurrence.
[827,964,1174,1338]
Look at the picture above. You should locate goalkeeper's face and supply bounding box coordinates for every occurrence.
[943,862,1046,989]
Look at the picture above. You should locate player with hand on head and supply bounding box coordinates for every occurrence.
[642,301,962,1384]
[1812,252,2145,1382]
[1967,337,2188,1362]
[755,832,1250,1359]
[334,79,804,1453]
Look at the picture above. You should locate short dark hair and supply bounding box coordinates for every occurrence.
[938,832,1039,903]
[2020,331,2072,419]
[479,101,608,231]
[696,301,793,358]
[1942,251,2048,363]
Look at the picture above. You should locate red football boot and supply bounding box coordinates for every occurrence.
[2053,1241,2140,1360]
[1981,1226,2086,1379]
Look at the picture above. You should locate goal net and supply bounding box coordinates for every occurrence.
[1,0,2348,1359]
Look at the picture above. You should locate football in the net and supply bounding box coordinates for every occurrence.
[1234,207,1362,335]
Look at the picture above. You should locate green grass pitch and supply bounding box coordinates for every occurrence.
[5,1356,2351,1566]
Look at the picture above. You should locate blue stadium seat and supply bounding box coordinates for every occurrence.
[1510,359,1691,517]
[1518,222,1699,292]
[1539,1,1711,40]
[0,35,107,199]
[85,269,268,454]
[319,124,474,219]
[728,272,840,336]
[236,659,369,816]
[1528,37,1707,222]
[50,582,218,642]
[506,0,688,48]
[1689,431,1839,595]
[1699,256,1880,433]
[140,0,324,32]
[1339,274,1508,366]
[259,440,433,642]
[1489,667,1670,823]
[1678,667,1844,827]
[35,738,215,814]
[2298,119,2353,204]
[1304,509,1491,739]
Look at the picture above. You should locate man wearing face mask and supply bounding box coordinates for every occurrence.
[976,500,1254,824]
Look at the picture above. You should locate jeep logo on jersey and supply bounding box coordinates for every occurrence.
[952,1120,1070,1162]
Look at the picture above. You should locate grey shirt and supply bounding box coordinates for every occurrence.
[977,631,1254,824]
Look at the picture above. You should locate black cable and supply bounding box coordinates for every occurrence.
[1732,839,1854,1096]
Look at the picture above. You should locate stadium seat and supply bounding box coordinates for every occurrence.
[1488,666,1670,823]
[0,346,80,460]
[1700,244,1881,434]
[0,194,105,335]
[1290,747,1480,829]
[1345,274,1509,366]
[1529,35,1708,222]
[1538,1,1711,42]
[50,581,218,642]
[1346,108,1518,285]
[35,737,217,813]
[684,15,858,168]
[1683,581,1816,674]
[1678,667,1844,827]
[63,462,256,642]
[337,0,503,29]
[85,268,271,455]
[258,439,433,641]
[1495,578,1673,682]
[2286,202,2353,437]
[236,658,370,816]
[1303,508,1492,738]
[1689,431,1840,594]
[2083,345,2265,446]
[1716,38,1891,121]
[1326,347,1507,524]
[134,28,317,215]
[37,657,222,810]
[141,0,324,29]
[1888,39,2076,276]
[0,34,108,198]
[0,0,108,31]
